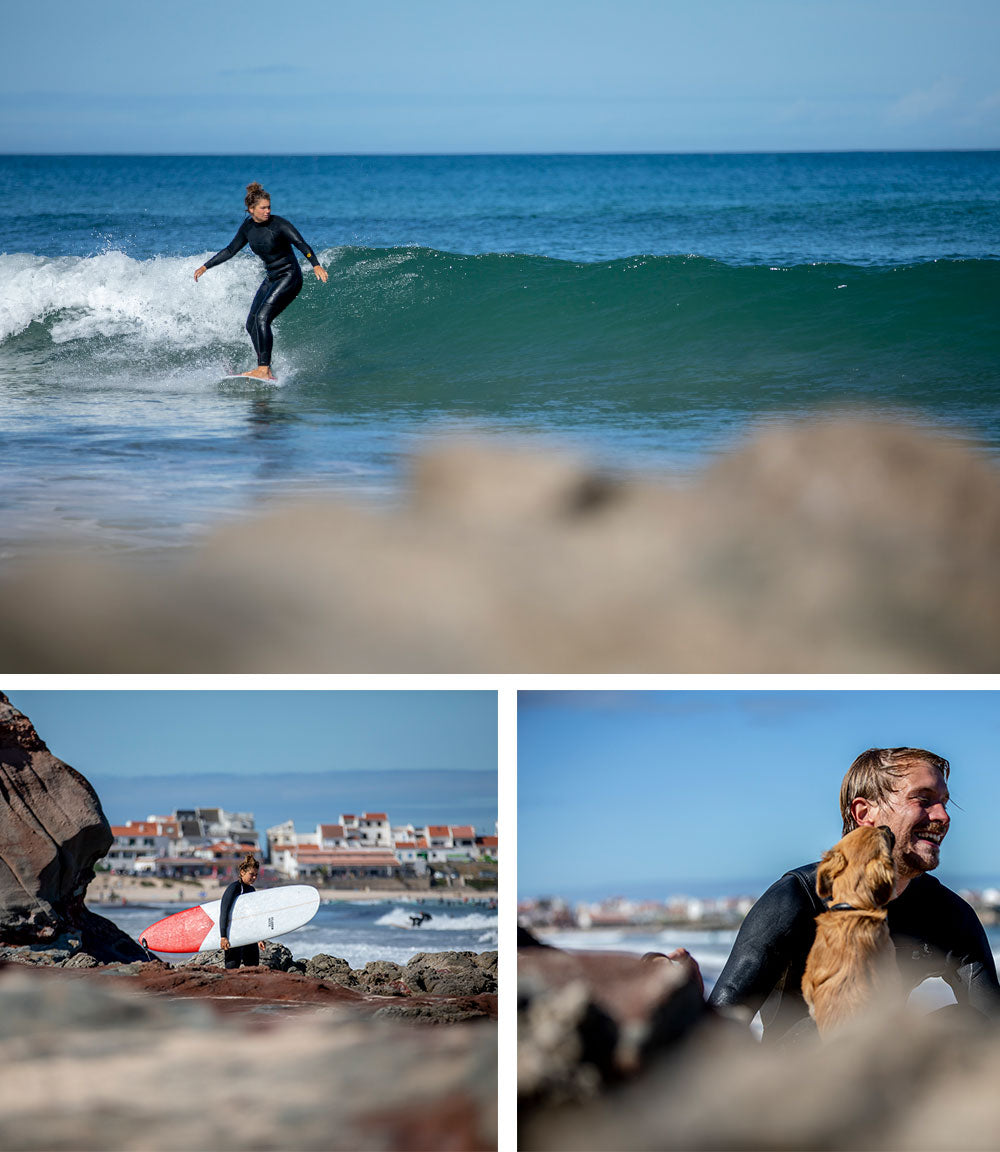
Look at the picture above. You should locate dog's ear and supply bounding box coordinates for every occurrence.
[865,855,896,906]
[816,848,846,900]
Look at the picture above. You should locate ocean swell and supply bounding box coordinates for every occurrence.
[3,247,998,410]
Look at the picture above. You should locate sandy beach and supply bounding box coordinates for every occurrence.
[86,873,497,906]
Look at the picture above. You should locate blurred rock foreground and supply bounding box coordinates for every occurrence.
[0,965,497,1152]
[519,939,1000,1151]
[2,416,999,671]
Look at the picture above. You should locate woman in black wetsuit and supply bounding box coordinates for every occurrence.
[194,182,328,380]
[219,852,265,969]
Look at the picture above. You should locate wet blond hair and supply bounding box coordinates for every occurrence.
[244,182,269,212]
[239,852,260,875]
[840,747,950,835]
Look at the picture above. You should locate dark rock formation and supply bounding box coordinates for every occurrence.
[305,952,357,984]
[406,950,498,996]
[357,959,410,995]
[0,694,144,962]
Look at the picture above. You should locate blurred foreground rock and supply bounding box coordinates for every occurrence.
[0,694,145,962]
[519,943,1000,1151]
[2,418,999,671]
[0,965,497,1152]
[518,945,710,1107]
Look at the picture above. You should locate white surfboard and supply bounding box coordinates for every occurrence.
[139,885,320,953]
[217,373,279,385]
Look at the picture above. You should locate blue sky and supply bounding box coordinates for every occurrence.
[7,690,497,834]
[3,0,998,153]
[519,690,1000,900]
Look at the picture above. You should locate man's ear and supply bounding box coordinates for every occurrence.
[850,796,880,827]
[816,848,846,900]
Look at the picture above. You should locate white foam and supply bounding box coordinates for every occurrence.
[374,906,499,932]
[0,249,335,351]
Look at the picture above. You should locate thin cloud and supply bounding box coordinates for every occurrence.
[885,77,960,124]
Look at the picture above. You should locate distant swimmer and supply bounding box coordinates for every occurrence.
[194,182,328,381]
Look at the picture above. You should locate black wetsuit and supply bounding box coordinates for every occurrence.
[204,215,321,367]
[708,864,1000,1043]
[219,879,259,969]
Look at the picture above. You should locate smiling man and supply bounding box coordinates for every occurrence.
[708,747,1000,1043]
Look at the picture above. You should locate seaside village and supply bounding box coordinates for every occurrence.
[519,885,1000,934]
[97,806,498,895]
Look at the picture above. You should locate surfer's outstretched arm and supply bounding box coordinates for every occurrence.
[194,220,252,281]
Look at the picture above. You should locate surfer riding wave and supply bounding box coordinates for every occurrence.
[194,182,328,381]
[219,852,266,969]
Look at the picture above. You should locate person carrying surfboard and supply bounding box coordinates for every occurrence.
[194,182,328,381]
[219,852,266,969]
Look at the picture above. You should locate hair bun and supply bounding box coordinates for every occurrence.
[244,182,270,211]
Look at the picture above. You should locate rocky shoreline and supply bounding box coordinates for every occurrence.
[1,940,498,1022]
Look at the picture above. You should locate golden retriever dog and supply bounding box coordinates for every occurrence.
[801,825,898,1036]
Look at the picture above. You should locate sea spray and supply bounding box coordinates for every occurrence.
[374,906,500,932]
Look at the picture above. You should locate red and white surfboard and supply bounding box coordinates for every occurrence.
[139,885,320,953]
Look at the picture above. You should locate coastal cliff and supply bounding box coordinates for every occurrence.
[0,693,145,961]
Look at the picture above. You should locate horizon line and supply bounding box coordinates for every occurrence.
[3,148,999,159]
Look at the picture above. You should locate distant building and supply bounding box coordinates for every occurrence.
[106,808,260,875]
[272,845,406,883]
[261,810,500,881]
[341,812,392,848]
[107,819,180,872]
[172,807,260,851]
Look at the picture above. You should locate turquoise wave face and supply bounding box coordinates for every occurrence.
[275,249,1000,417]
[4,248,999,420]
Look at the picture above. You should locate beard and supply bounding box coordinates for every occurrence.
[897,825,946,878]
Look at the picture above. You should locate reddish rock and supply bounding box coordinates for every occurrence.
[99,962,498,1022]
[121,963,369,1007]
[0,694,144,961]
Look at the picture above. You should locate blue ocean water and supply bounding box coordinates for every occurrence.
[97,897,498,969]
[2,153,998,556]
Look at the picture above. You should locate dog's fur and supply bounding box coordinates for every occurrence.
[801,825,898,1036]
